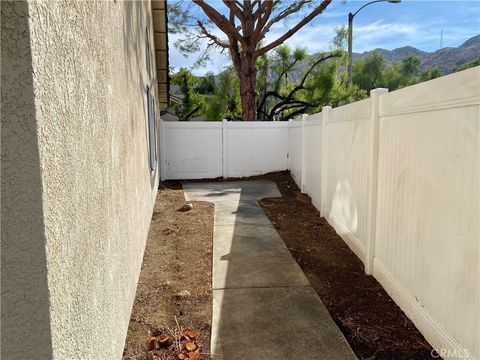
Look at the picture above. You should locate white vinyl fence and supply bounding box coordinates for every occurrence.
[160,67,479,360]
[160,120,289,179]
[160,121,223,179]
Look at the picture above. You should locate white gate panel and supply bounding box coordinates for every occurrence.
[225,122,289,177]
[161,122,222,179]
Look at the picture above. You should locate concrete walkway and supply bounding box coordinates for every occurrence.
[183,180,356,360]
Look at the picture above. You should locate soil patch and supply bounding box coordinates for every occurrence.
[253,171,437,360]
[123,182,213,360]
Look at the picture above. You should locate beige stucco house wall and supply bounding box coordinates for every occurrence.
[1,1,163,359]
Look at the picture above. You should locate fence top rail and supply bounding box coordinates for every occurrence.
[161,120,223,129]
[289,120,303,128]
[304,119,323,127]
[379,66,480,118]
[225,121,290,129]
[328,97,371,124]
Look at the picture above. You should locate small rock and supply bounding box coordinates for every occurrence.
[177,202,193,212]
[176,290,191,298]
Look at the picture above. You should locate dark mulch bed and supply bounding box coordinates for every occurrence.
[251,171,438,360]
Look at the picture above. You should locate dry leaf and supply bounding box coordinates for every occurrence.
[188,350,200,360]
[177,354,186,360]
[185,331,199,339]
[185,342,197,351]
[145,335,156,351]
[158,335,171,344]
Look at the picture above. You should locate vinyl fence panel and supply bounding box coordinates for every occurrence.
[374,68,479,360]
[225,121,290,177]
[322,98,373,263]
[160,121,223,179]
[288,118,303,186]
[303,112,323,210]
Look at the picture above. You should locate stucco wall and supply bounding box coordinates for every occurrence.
[2,1,160,359]
[1,2,53,358]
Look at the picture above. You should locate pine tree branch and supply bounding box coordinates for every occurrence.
[196,20,230,48]
[192,0,246,46]
[256,0,332,57]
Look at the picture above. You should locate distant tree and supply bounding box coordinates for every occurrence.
[400,55,421,78]
[170,0,333,121]
[201,68,242,121]
[453,55,480,72]
[204,97,223,121]
[382,56,421,90]
[419,67,442,82]
[352,51,386,91]
[170,68,202,121]
[353,53,443,92]
[195,72,216,94]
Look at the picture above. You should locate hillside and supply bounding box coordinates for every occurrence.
[352,34,480,73]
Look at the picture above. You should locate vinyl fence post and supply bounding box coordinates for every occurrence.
[222,119,228,179]
[160,119,166,181]
[365,88,388,275]
[301,114,307,193]
[288,119,293,171]
[320,106,331,217]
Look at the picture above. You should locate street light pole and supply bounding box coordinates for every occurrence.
[348,12,354,86]
[347,0,401,86]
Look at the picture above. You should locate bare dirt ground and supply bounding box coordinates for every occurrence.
[122,182,213,360]
[254,171,438,360]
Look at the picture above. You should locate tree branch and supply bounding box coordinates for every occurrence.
[257,52,339,119]
[260,1,310,40]
[256,0,332,57]
[289,53,338,95]
[197,20,230,48]
[252,0,273,43]
[223,0,246,32]
[192,0,245,46]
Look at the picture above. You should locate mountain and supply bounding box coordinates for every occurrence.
[352,34,480,74]
[352,46,428,63]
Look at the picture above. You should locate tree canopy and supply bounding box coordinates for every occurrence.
[169,0,333,120]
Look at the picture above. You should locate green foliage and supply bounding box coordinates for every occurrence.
[331,25,348,51]
[257,39,366,121]
[195,72,216,94]
[453,55,480,72]
[214,68,241,120]
[170,68,202,121]
[204,97,223,121]
[272,45,307,88]
[170,67,242,121]
[352,51,387,91]
[401,55,421,77]
[300,56,366,112]
[255,23,367,120]
[419,67,442,82]
[353,52,444,92]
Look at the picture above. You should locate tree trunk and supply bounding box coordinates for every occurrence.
[239,56,257,121]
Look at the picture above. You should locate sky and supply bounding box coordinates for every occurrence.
[169,0,480,75]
